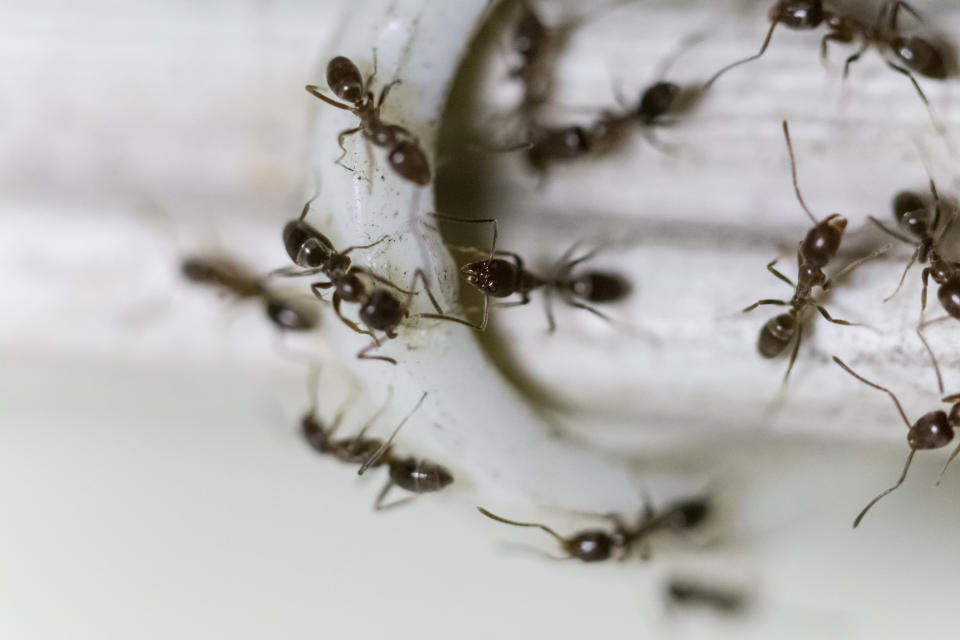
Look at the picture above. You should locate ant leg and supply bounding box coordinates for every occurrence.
[544,288,558,333]
[704,18,779,88]
[349,266,411,294]
[376,81,401,111]
[867,216,915,245]
[429,213,499,261]
[815,305,855,326]
[781,121,817,224]
[341,235,388,256]
[936,441,960,486]
[358,392,427,476]
[335,127,362,166]
[765,259,795,287]
[566,299,614,324]
[832,356,913,427]
[917,315,951,394]
[310,281,334,300]
[887,0,923,30]
[357,339,397,366]
[304,85,353,110]
[494,291,532,309]
[476,507,568,547]
[886,61,930,106]
[331,292,377,338]
[782,322,803,384]
[853,449,916,528]
[920,267,931,312]
[883,247,920,302]
[269,265,326,279]
[373,481,414,511]
[831,243,891,282]
[742,299,788,313]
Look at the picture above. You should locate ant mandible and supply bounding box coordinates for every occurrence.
[867,180,960,394]
[306,54,431,186]
[476,496,709,563]
[833,356,960,527]
[705,1,949,107]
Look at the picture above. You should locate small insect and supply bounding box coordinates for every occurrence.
[432,214,630,332]
[868,181,960,393]
[666,578,748,615]
[182,255,318,331]
[704,1,950,106]
[476,496,709,563]
[833,356,960,527]
[306,54,431,186]
[742,121,882,383]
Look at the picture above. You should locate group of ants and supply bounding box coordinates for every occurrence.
[176,0,957,604]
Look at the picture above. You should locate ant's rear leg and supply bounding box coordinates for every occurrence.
[742,299,788,313]
[336,126,362,166]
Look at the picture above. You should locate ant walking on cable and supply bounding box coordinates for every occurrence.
[705,1,950,108]
[742,121,884,383]
[833,356,960,527]
[306,54,431,186]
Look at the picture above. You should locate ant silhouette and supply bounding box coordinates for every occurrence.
[431,214,630,332]
[742,121,884,383]
[867,180,960,394]
[306,53,431,186]
[705,1,950,107]
[833,356,960,527]
[476,496,709,563]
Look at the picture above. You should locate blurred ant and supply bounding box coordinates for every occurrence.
[432,214,630,332]
[705,1,950,107]
[867,181,960,393]
[666,578,748,615]
[833,356,960,527]
[742,121,884,383]
[306,54,431,186]
[476,496,709,563]
[182,255,319,331]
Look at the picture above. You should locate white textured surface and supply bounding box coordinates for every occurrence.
[3,1,960,638]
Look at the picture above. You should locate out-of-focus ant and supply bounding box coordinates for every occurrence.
[742,121,885,383]
[476,496,709,563]
[833,356,960,527]
[868,181,960,393]
[431,214,630,332]
[665,578,748,615]
[306,54,431,186]
[705,1,951,107]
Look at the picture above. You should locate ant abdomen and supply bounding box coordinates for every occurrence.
[264,299,318,331]
[389,140,432,186]
[567,272,631,303]
[758,313,797,357]
[326,55,364,102]
[358,289,404,332]
[773,1,825,29]
[664,498,710,530]
[283,219,336,268]
[801,214,846,267]
[892,36,948,80]
[389,457,454,493]
[563,531,616,563]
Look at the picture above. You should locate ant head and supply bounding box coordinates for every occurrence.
[301,413,330,453]
[462,259,519,298]
[513,3,545,60]
[264,298,318,331]
[326,56,364,103]
[908,410,954,450]
[359,289,404,331]
[282,219,337,269]
[891,36,948,80]
[801,214,846,268]
[563,531,615,562]
[892,191,929,237]
[936,276,960,318]
[335,269,367,303]
[772,1,825,30]
[758,313,798,358]
[389,140,432,186]
[637,82,680,124]
[389,457,454,493]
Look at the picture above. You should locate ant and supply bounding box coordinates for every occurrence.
[704,1,949,107]
[833,356,960,527]
[867,180,960,394]
[182,255,319,331]
[432,214,630,332]
[476,496,709,563]
[306,54,431,186]
[665,578,748,615]
[742,121,883,383]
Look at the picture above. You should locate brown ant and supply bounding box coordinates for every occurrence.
[742,121,882,383]
[867,181,960,394]
[666,578,748,615]
[705,1,950,107]
[306,54,431,186]
[833,356,960,527]
[476,496,709,563]
[182,255,319,331]
[432,214,630,332]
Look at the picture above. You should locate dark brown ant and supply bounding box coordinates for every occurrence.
[476,496,709,563]
[432,215,630,332]
[306,54,431,186]
[833,356,960,527]
[666,578,748,615]
[704,1,950,107]
[182,255,318,331]
[742,121,882,383]
[868,181,960,393]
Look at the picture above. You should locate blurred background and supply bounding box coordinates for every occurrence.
[2,1,960,638]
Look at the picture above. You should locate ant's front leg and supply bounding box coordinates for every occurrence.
[310,281,334,299]
[742,299,788,313]
[336,127,362,166]
[921,266,931,312]
[765,259,795,287]
[376,80,402,111]
[357,340,396,366]
[815,305,855,326]
[332,293,378,338]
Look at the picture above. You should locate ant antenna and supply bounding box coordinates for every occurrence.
[782,120,817,224]
[853,450,915,528]
[917,315,951,394]
[358,391,428,475]
[833,357,911,427]
[704,16,779,89]
[476,507,567,546]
